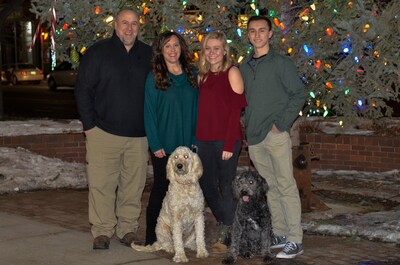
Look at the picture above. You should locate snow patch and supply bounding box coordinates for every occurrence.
[0,147,87,194]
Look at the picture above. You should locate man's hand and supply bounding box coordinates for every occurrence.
[271,124,282,134]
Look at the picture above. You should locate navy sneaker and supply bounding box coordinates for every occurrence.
[276,242,304,259]
[271,235,287,249]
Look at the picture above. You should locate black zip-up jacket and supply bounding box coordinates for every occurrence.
[75,32,152,137]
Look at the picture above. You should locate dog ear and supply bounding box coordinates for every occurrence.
[191,151,203,179]
[232,175,241,200]
[166,154,175,181]
[255,172,269,194]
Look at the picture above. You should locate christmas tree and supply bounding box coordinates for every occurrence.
[263,0,400,125]
[30,0,399,127]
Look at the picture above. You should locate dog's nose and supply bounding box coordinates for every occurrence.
[177,163,183,169]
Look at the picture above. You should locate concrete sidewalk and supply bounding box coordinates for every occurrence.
[0,212,174,265]
[1,188,399,265]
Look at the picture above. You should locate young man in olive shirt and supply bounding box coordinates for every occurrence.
[240,16,306,259]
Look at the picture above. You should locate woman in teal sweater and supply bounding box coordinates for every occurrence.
[144,31,198,245]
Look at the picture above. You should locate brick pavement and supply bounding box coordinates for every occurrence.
[0,188,399,265]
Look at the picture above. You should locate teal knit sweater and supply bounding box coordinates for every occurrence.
[240,49,306,145]
[144,71,198,154]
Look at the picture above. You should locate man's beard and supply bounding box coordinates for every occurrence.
[120,36,136,47]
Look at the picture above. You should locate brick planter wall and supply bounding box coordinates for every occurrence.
[300,133,400,172]
[0,133,86,163]
[1,132,399,172]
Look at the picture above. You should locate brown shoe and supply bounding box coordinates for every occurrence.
[120,232,135,247]
[211,223,230,253]
[211,241,228,253]
[93,235,110,250]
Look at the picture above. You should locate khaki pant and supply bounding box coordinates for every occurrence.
[248,131,303,243]
[86,127,148,239]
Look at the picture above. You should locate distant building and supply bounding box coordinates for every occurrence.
[0,1,47,74]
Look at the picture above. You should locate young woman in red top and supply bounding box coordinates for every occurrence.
[196,31,247,253]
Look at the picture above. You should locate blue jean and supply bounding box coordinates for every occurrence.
[197,140,242,225]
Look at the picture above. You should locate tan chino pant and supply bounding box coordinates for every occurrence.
[85,127,148,239]
[249,131,303,243]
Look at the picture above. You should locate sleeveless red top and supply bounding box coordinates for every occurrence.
[196,67,247,152]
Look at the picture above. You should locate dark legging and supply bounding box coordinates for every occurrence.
[197,140,242,226]
[145,153,169,245]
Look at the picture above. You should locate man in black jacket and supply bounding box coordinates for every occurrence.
[75,7,152,250]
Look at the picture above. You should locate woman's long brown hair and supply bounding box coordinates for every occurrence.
[151,31,197,90]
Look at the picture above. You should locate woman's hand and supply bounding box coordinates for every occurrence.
[154,149,166,158]
[222,151,233,160]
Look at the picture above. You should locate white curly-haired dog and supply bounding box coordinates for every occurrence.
[132,146,209,263]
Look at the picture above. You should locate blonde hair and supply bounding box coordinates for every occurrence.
[198,31,232,81]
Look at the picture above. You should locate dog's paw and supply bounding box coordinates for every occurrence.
[262,254,273,264]
[173,252,189,263]
[221,256,235,265]
[242,251,253,259]
[165,245,174,253]
[196,248,209,258]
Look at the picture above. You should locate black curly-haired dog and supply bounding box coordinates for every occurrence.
[222,170,274,265]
